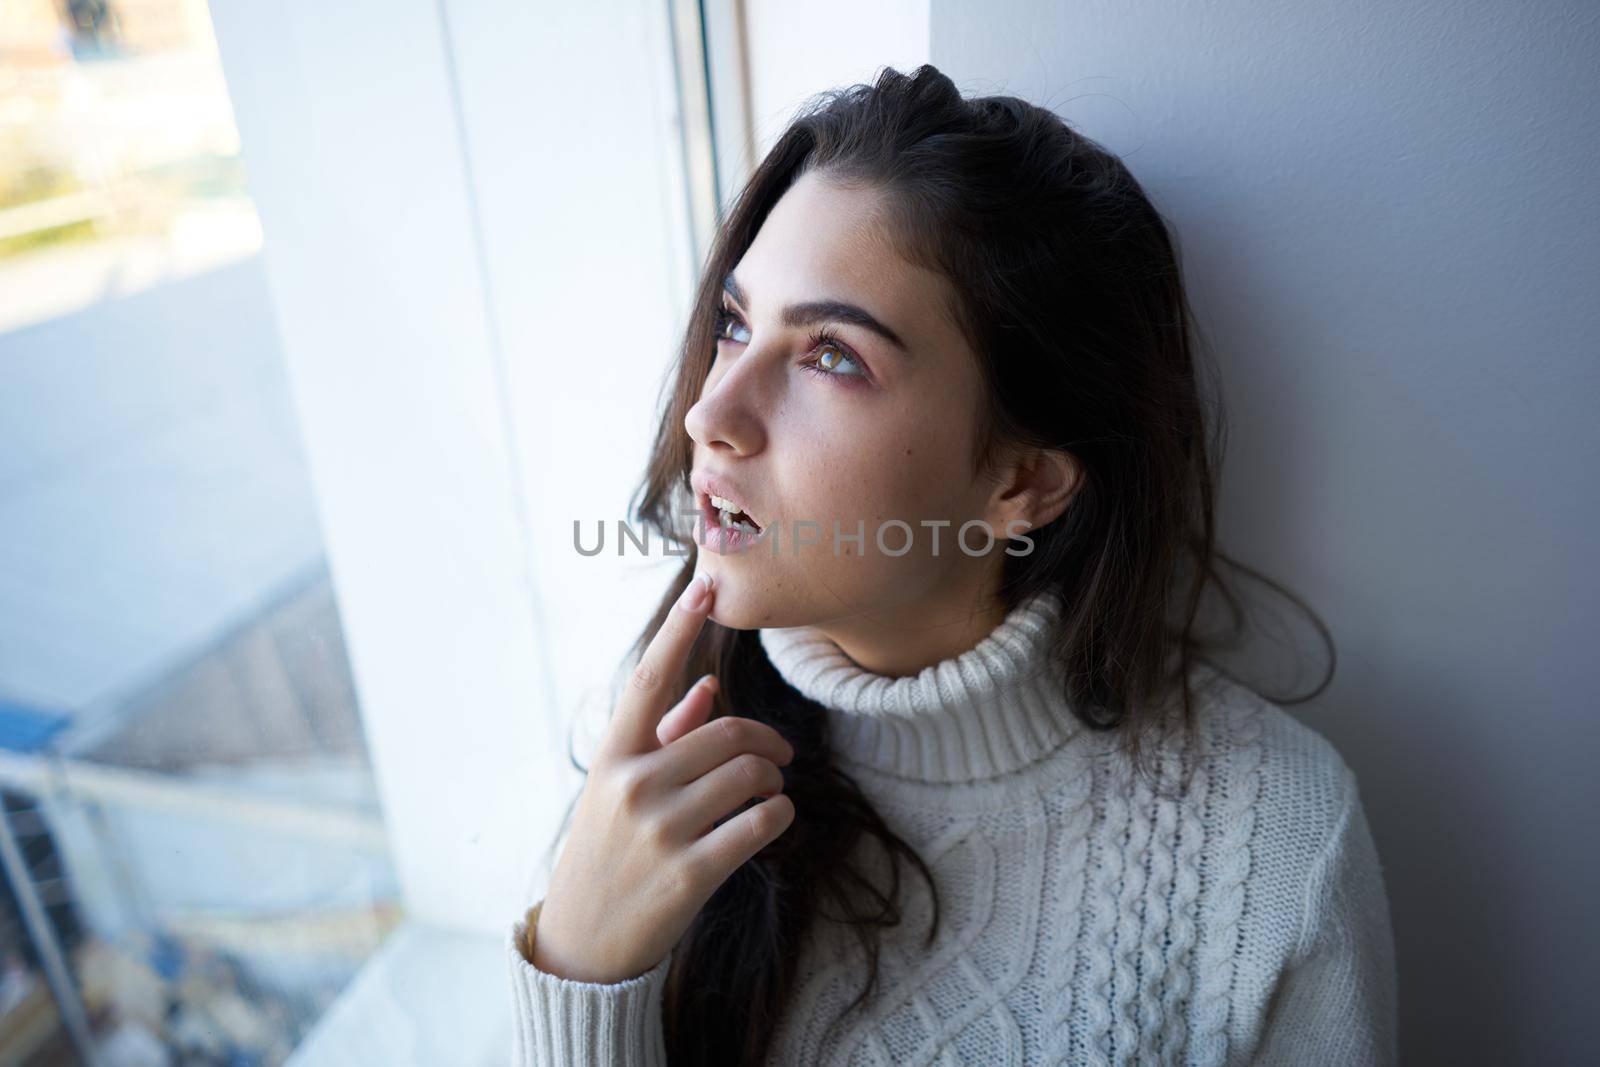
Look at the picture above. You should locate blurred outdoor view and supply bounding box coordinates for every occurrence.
[0,0,261,331]
[0,1,399,1064]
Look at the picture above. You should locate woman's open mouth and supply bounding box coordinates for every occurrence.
[697,489,766,553]
[708,492,762,535]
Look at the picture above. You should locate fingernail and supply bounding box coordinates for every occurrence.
[677,572,712,610]
[696,672,717,693]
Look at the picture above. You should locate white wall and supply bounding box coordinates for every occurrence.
[208,0,701,936]
[742,0,929,161]
[931,0,1598,1061]
[209,0,548,935]
[435,0,702,804]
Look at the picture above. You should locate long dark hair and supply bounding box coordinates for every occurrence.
[547,62,1333,1066]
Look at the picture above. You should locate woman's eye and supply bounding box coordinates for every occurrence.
[714,306,868,384]
[809,342,865,379]
[713,307,750,345]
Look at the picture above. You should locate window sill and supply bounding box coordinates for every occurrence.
[286,919,509,1066]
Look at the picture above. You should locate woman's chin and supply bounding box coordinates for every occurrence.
[699,568,784,631]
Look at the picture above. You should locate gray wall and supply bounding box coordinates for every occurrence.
[932,1,1598,1062]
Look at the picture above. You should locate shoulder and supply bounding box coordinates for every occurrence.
[1178,666,1398,1061]
[1187,662,1359,840]
[1181,664,1378,951]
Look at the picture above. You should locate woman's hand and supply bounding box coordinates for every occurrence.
[530,571,797,984]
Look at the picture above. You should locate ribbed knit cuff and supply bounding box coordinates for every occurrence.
[506,900,672,1067]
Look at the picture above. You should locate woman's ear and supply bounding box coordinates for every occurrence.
[989,447,1080,536]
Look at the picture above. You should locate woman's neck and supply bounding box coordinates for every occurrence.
[801,581,1011,679]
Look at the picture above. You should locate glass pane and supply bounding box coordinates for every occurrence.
[0,1,399,1063]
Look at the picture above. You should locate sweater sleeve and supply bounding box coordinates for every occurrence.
[1253,772,1399,1066]
[505,898,674,1067]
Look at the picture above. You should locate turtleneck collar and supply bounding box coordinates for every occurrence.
[756,587,1081,784]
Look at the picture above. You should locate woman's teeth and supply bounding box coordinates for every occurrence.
[709,493,759,533]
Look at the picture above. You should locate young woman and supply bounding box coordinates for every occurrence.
[506,64,1397,1066]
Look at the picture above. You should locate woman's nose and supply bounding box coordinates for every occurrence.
[685,360,767,456]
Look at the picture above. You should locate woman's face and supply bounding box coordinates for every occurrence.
[684,171,1041,667]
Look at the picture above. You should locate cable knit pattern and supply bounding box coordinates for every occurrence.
[506,588,1399,1065]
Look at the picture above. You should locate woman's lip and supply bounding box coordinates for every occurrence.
[693,471,763,529]
[697,492,767,553]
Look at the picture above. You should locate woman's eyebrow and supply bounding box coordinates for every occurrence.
[723,272,909,354]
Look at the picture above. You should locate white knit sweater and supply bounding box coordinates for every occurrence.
[506,588,1399,1065]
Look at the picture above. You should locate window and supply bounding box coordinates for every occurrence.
[0,0,904,1059]
[0,1,393,1061]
